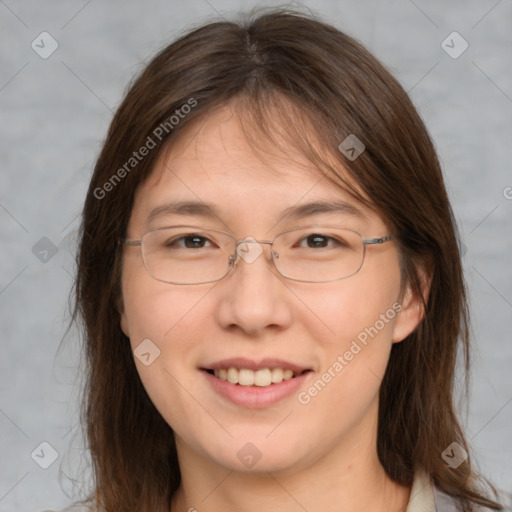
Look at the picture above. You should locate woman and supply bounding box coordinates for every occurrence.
[52,8,507,512]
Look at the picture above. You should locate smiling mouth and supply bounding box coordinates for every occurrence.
[204,367,311,387]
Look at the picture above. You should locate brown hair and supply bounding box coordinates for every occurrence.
[73,8,502,512]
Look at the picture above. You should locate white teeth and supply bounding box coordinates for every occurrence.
[227,367,239,384]
[254,368,272,387]
[239,369,254,386]
[212,367,302,387]
[271,368,283,383]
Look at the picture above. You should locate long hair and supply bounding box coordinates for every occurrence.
[73,9,502,511]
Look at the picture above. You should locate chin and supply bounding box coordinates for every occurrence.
[197,433,313,475]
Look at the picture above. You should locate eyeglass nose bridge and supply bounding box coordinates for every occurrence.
[228,237,278,268]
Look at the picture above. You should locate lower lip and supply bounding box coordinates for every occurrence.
[202,370,311,409]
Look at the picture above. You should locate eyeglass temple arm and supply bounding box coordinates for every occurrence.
[124,240,142,246]
[362,235,392,245]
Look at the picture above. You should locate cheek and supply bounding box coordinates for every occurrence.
[120,278,217,438]
[295,255,401,412]
[294,302,396,446]
[121,256,212,344]
[300,259,401,350]
[122,284,214,385]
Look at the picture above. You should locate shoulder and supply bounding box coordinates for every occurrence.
[410,470,512,512]
[433,485,512,512]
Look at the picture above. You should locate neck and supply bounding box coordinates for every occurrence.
[170,422,411,512]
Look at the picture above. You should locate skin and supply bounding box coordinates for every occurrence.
[120,104,426,512]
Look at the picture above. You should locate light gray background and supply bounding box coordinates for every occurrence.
[1,1,511,511]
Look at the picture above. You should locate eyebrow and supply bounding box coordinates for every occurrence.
[279,200,366,222]
[145,199,366,227]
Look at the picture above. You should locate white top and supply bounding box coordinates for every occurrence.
[407,470,436,511]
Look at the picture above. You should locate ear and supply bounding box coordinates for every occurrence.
[392,267,431,343]
[120,311,130,338]
[116,292,130,338]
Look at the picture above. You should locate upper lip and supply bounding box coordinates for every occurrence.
[202,357,311,373]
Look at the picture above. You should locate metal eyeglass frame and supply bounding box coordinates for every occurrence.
[124,225,393,284]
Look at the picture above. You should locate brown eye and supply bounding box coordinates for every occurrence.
[304,234,329,248]
[165,235,213,249]
[297,234,346,249]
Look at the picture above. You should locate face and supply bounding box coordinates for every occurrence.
[120,104,423,476]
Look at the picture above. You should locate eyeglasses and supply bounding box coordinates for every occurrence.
[124,225,392,285]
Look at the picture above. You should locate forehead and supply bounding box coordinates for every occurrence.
[150,104,324,183]
[130,104,380,233]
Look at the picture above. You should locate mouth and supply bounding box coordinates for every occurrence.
[200,358,313,408]
[203,367,311,387]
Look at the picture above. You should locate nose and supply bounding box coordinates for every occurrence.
[214,239,293,336]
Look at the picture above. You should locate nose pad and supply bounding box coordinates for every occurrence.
[225,245,284,284]
[229,239,277,269]
[236,237,264,264]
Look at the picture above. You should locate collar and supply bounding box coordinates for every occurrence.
[406,471,472,512]
[406,470,436,512]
